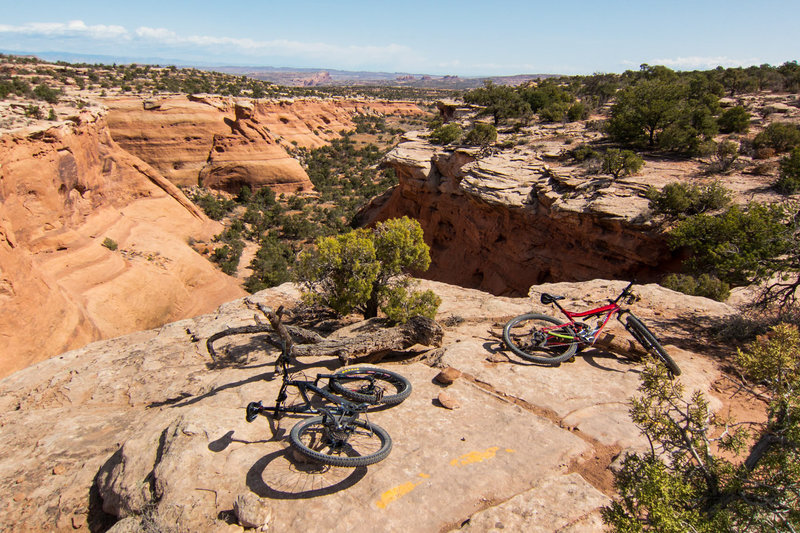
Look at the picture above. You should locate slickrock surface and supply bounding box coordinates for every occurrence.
[358,132,677,296]
[0,112,245,377]
[106,95,424,192]
[0,280,746,532]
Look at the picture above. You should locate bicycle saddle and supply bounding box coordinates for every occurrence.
[540,293,565,305]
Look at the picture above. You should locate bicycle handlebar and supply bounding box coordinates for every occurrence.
[611,281,636,304]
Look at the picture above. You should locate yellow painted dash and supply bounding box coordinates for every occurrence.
[376,481,422,510]
[450,446,501,467]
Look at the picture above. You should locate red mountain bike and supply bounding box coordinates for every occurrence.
[502,281,681,376]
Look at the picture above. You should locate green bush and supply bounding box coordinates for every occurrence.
[601,149,643,178]
[381,283,441,323]
[32,83,60,103]
[567,101,589,121]
[538,101,570,123]
[776,146,800,194]
[463,123,497,146]
[243,235,292,293]
[754,122,800,153]
[211,240,244,275]
[604,325,800,531]
[660,273,730,301]
[191,191,236,220]
[24,105,42,119]
[102,237,118,251]
[428,124,463,145]
[668,203,790,286]
[647,181,731,218]
[296,217,438,322]
[570,144,600,162]
[709,140,739,173]
[717,105,751,133]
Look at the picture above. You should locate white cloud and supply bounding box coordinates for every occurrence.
[0,20,128,40]
[133,25,413,63]
[0,20,417,68]
[625,56,761,70]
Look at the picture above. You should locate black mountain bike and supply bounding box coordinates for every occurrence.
[210,308,412,467]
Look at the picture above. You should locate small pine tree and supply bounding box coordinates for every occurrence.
[602,149,644,178]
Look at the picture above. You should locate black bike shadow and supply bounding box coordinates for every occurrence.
[484,340,639,374]
[206,334,276,370]
[246,448,368,500]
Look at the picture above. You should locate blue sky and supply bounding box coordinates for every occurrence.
[0,0,797,76]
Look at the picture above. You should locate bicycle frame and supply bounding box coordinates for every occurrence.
[540,281,635,347]
[246,342,370,424]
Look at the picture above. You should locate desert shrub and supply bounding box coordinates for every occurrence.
[669,203,790,286]
[211,240,244,275]
[428,123,463,145]
[243,235,292,293]
[601,149,643,178]
[101,237,118,251]
[755,146,777,160]
[709,140,739,173]
[296,217,438,322]
[717,105,751,133]
[539,101,571,123]
[754,122,800,153]
[463,123,497,146]
[776,146,800,194]
[603,323,800,531]
[32,83,60,103]
[381,282,441,323]
[647,181,731,218]
[191,191,236,220]
[570,144,600,162]
[660,273,730,301]
[567,101,589,121]
[24,105,42,119]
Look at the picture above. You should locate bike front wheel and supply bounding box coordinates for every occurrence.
[289,416,392,467]
[625,314,681,376]
[329,366,412,406]
[502,313,579,365]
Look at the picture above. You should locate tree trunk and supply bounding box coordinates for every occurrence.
[258,304,443,365]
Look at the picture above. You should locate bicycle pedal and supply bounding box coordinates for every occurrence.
[245,401,262,423]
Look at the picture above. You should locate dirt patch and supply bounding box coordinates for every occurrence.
[567,438,621,497]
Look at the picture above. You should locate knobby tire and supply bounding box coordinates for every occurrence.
[502,313,579,365]
[289,416,392,467]
[329,366,412,406]
[625,314,681,376]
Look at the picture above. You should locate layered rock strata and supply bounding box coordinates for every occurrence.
[106,95,424,193]
[0,111,245,377]
[357,133,676,296]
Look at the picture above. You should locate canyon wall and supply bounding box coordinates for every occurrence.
[0,110,245,378]
[357,133,676,296]
[106,95,424,193]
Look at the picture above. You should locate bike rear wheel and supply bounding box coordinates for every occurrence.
[329,366,412,406]
[502,313,579,365]
[625,314,681,376]
[289,416,392,467]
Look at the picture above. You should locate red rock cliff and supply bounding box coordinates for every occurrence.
[106,95,424,193]
[356,133,677,296]
[0,111,245,377]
